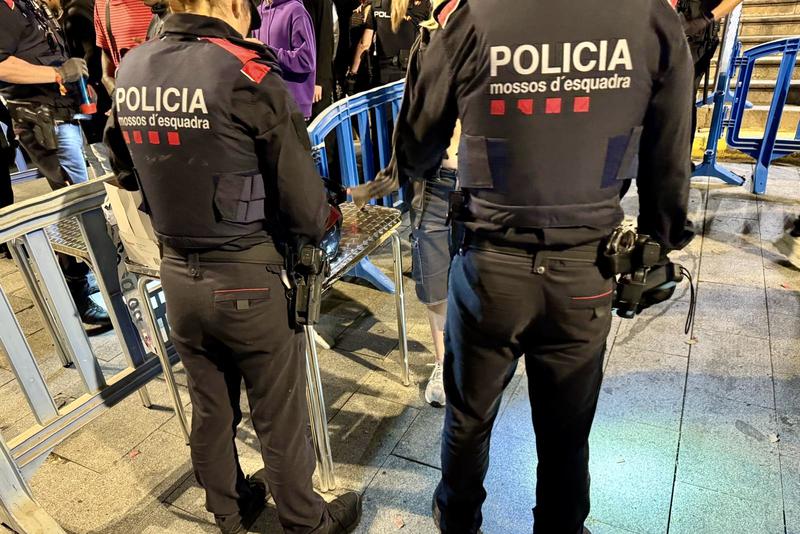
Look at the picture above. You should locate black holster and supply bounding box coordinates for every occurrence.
[287,244,330,326]
[7,102,60,151]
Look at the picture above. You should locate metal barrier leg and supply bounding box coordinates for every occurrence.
[138,277,190,445]
[0,436,66,534]
[350,257,395,294]
[304,325,336,493]
[8,240,73,368]
[391,232,410,387]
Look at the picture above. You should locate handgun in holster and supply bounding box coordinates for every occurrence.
[8,103,58,151]
[289,244,330,326]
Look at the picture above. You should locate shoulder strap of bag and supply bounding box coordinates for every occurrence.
[105,0,118,62]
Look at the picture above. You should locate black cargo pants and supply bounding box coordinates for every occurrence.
[160,255,329,533]
[435,241,613,534]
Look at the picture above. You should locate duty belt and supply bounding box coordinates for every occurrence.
[7,101,74,123]
[468,235,604,265]
[162,242,284,265]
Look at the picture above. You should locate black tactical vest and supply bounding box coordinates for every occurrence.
[114,37,271,250]
[455,1,662,231]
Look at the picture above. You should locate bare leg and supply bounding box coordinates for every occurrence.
[426,302,447,365]
[424,301,448,407]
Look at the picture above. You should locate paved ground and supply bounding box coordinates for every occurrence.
[0,162,799,533]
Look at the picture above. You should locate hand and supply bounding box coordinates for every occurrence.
[314,85,323,103]
[347,183,374,209]
[680,12,713,39]
[55,58,89,83]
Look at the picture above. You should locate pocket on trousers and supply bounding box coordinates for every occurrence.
[213,173,266,224]
[213,288,270,311]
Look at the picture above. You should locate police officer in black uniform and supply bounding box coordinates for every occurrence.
[349,0,431,85]
[0,0,111,327]
[106,1,361,533]
[393,0,695,532]
[677,0,743,148]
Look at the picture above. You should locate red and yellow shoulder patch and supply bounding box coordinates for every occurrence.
[434,0,465,28]
[202,37,271,84]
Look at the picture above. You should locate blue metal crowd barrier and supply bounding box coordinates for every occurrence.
[726,37,800,194]
[693,4,747,187]
[308,81,406,293]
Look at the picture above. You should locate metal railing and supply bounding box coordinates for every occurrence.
[726,37,800,193]
[308,82,406,294]
[0,179,172,534]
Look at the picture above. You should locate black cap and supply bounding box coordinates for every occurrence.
[248,0,262,32]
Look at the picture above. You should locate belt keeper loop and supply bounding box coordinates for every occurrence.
[533,251,547,275]
[188,253,201,279]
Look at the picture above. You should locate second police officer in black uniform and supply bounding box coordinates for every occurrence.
[393,0,695,532]
[348,0,431,86]
[106,0,361,533]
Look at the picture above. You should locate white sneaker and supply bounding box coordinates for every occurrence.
[425,363,446,408]
[775,231,800,269]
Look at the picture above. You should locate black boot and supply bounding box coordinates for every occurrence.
[432,496,482,534]
[319,492,362,534]
[214,477,267,534]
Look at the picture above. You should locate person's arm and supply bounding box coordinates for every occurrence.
[395,26,458,179]
[711,0,744,20]
[274,13,316,75]
[0,56,59,84]
[637,8,695,252]
[104,107,139,190]
[100,50,116,95]
[236,73,329,243]
[349,27,373,74]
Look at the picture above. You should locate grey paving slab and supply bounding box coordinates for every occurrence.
[317,348,378,418]
[326,392,419,492]
[759,201,798,242]
[492,376,533,440]
[357,344,440,410]
[705,196,759,220]
[669,482,784,534]
[699,217,765,287]
[767,286,800,316]
[588,417,678,534]
[482,433,538,534]
[584,518,639,534]
[14,305,46,337]
[28,454,151,534]
[614,300,694,357]
[776,373,800,417]
[596,346,687,432]
[97,501,218,534]
[53,392,177,474]
[392,406,445,469]
[692,282,769,339]
[355,454,439,534]
[767,310,800,376]
[677,386,782,505]
[89,331,125,363]
[335,314,399,360]
[688,329,775,409]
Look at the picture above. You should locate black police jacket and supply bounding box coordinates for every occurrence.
[395,0,695,252]
[107,14,329,251]
[367,0,431,62]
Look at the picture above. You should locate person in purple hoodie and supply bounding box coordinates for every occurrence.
[253,0,317,119]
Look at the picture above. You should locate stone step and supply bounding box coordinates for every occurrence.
[711,56,799,80]
[740,13,800,36]
[697,104,800,132]
[743,0,800,16]
[741,34,799,50]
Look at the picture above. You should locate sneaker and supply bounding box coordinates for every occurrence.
[775,231,800,269]
[320,491,361,533]
[425,362,446,408]
[215,477,267,534]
